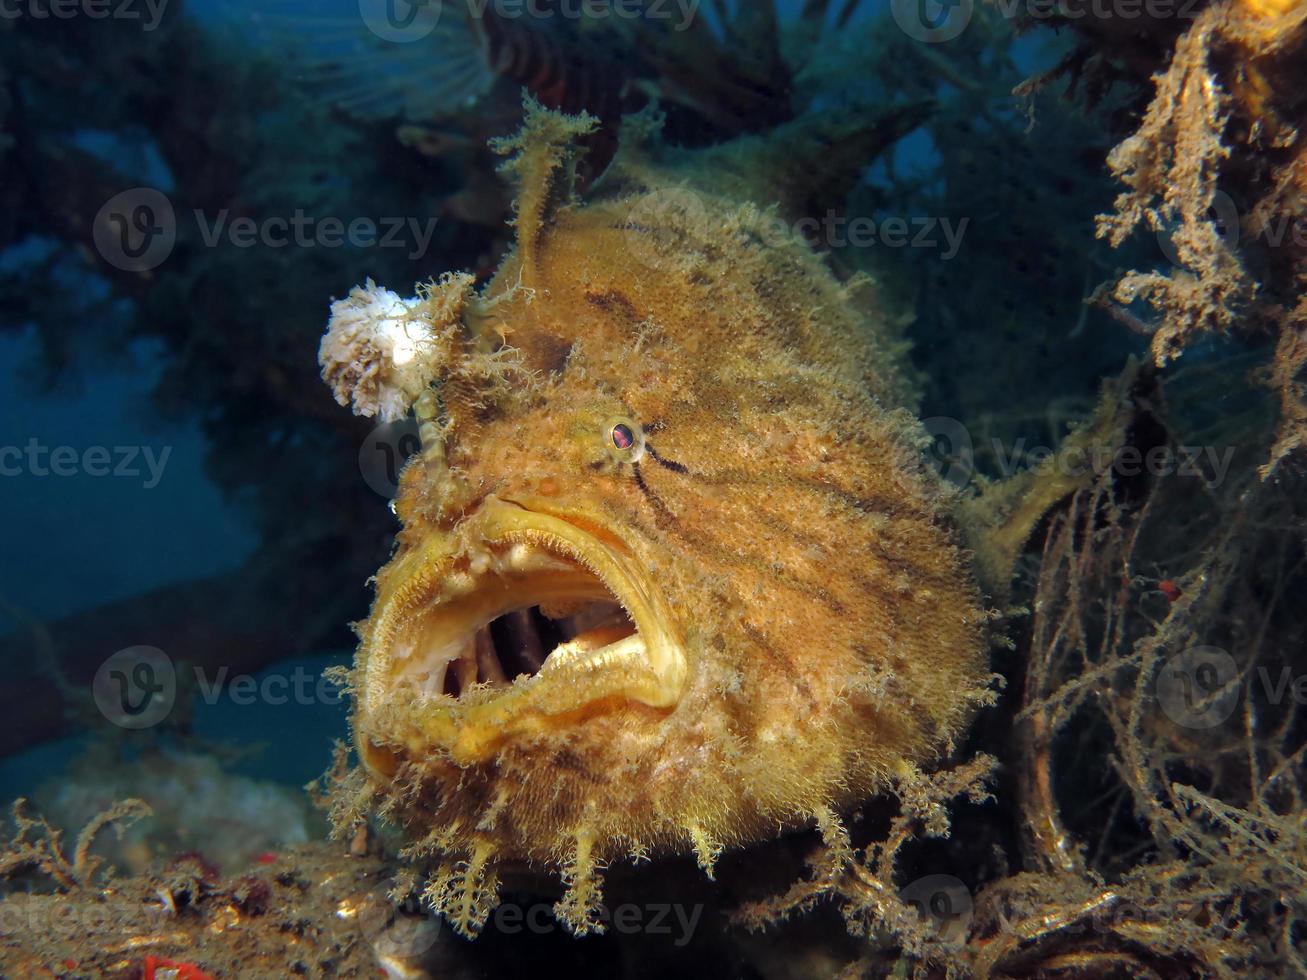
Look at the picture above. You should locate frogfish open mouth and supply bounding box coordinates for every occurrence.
[318,100,992,935]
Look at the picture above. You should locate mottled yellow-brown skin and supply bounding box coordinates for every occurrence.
[325,103,991,935]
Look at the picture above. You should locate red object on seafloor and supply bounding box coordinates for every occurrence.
[142,956,216,980]
[1158,579,1183,603]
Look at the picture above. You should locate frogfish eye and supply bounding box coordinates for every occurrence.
[611,423,635,450]
[604,417,645,463]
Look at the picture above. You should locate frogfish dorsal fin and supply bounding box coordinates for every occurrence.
[490,96,599,281]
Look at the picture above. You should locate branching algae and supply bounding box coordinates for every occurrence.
[318,100,994,936]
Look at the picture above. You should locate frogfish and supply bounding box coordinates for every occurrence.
[318,100,992,936]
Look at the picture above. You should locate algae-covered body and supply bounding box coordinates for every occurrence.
[319,103,991,934]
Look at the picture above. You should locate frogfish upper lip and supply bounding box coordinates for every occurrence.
[358,494,689,762]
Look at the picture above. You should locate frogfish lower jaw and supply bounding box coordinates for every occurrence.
[356,495,688,769]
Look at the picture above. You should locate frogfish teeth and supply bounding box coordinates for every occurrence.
[318,101,992,936]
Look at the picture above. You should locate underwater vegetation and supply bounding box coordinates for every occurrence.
[1,0,1306,977]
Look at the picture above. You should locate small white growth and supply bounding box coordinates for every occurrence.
[319,274,474,422]
[506,543,534,569]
